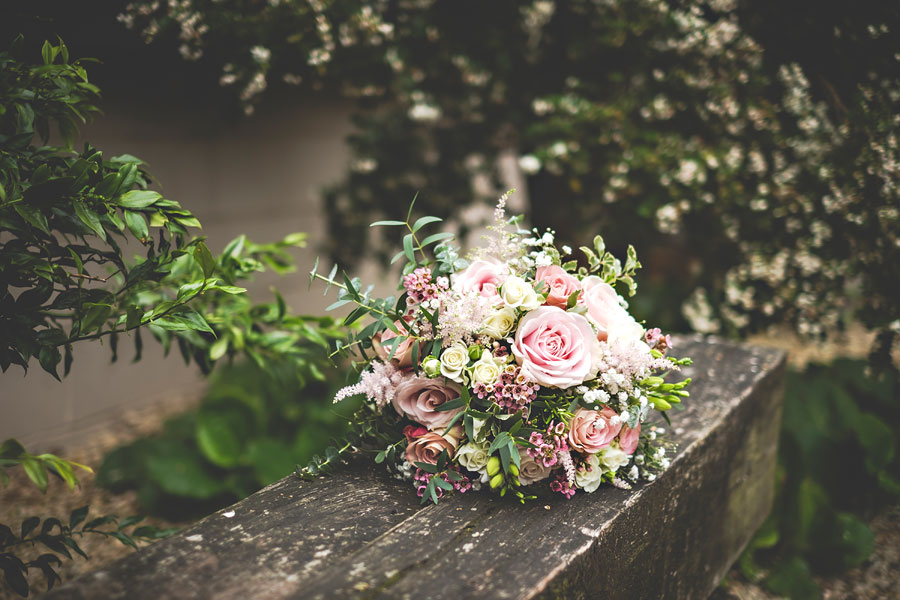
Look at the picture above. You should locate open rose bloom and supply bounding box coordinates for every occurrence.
[324,193,691,503]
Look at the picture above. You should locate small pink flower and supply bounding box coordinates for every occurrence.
[568,407,622,454]
[405,426,463,465]
[451,259,508,301]
[372,317,416,368]
[392,376,464,430]
[579,276,644,344]
[535,265,581,309]
[512,306,600,388]
[617,422,641,455]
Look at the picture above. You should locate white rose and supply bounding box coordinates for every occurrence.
[574,454,605,493]
[470,351,502,386]
[440,343,469,383]
[597,444,630,472]
[500,275,540,311]
[481,306,518,339]
[456,442,490,474]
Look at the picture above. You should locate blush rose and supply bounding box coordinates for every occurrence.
[392,376,463,429]
[405,426,463,465]
[511,306,599,388]
[371,317,415,368]
[617,422,641,455]
[567,407,622,454]
[535,265,581,309]
[451,259,508,300]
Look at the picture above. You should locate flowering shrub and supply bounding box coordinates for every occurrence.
[117,0,900,367]
[303,194,690,503]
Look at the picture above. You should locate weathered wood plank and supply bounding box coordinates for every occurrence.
[44,336,785,600]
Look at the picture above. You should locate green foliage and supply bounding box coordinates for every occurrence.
[1,38,347,593]
[0,37,213,378]
[0,506,175,598]
[739,359,899,597]
[0,439,92,492]
[97,360,360,520]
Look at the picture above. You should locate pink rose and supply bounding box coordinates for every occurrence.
[535,265,581,309]
[452,259,508,300]
[372,317,415,368]
[617,422,641,455]
[579,276,644,344]
[405,426,463,465]
[511,306,599,388]
[392,376,464,429]
[568,407,622,454]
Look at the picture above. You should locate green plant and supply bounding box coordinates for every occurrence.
[1,37,343,594]
[739,359,899,598]
[0,507,176,598]
[96,358,359,520]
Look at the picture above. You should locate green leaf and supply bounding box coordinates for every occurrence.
[22,457,49,492]
[412,215,442,233]
[434,397,465,412]
[420,232,454,247]
[21,516,40,539]
[69,506,89,529]
[402,234,415,264]
[196,413,242,467]
[763,556,821,600]
[119,190,161,209]
[73,200,107,241]
[369,220,405,227]
[193,243,217,278]
[124,210,149,241]
[209,336,229,361]
[153,311,214,335]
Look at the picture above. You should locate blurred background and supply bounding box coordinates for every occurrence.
[1,1,898,598]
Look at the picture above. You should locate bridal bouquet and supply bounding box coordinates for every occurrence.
[307,192,690,503]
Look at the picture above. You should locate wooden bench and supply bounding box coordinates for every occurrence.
[45,336,786,599]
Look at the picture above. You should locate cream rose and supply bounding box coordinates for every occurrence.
[470,351,501,386]
[597,444,630,472]
[405,426,463,465]
[456,442,490,474]
[481,306,518,339]
[439,343,469,383]
[511,306,600,388]
[392,376,463,429]
[574,454,605,492]
[500,275,541,311]
[517,447,553,485]
[567,407,622,454]
[579,276,644,344]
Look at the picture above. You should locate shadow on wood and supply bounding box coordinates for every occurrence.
[44,335,786,600]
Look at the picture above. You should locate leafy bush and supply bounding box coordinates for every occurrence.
[740,359,899,598]
[0,507,176,598]
[96,359,360,520]
[1,37,343,594]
